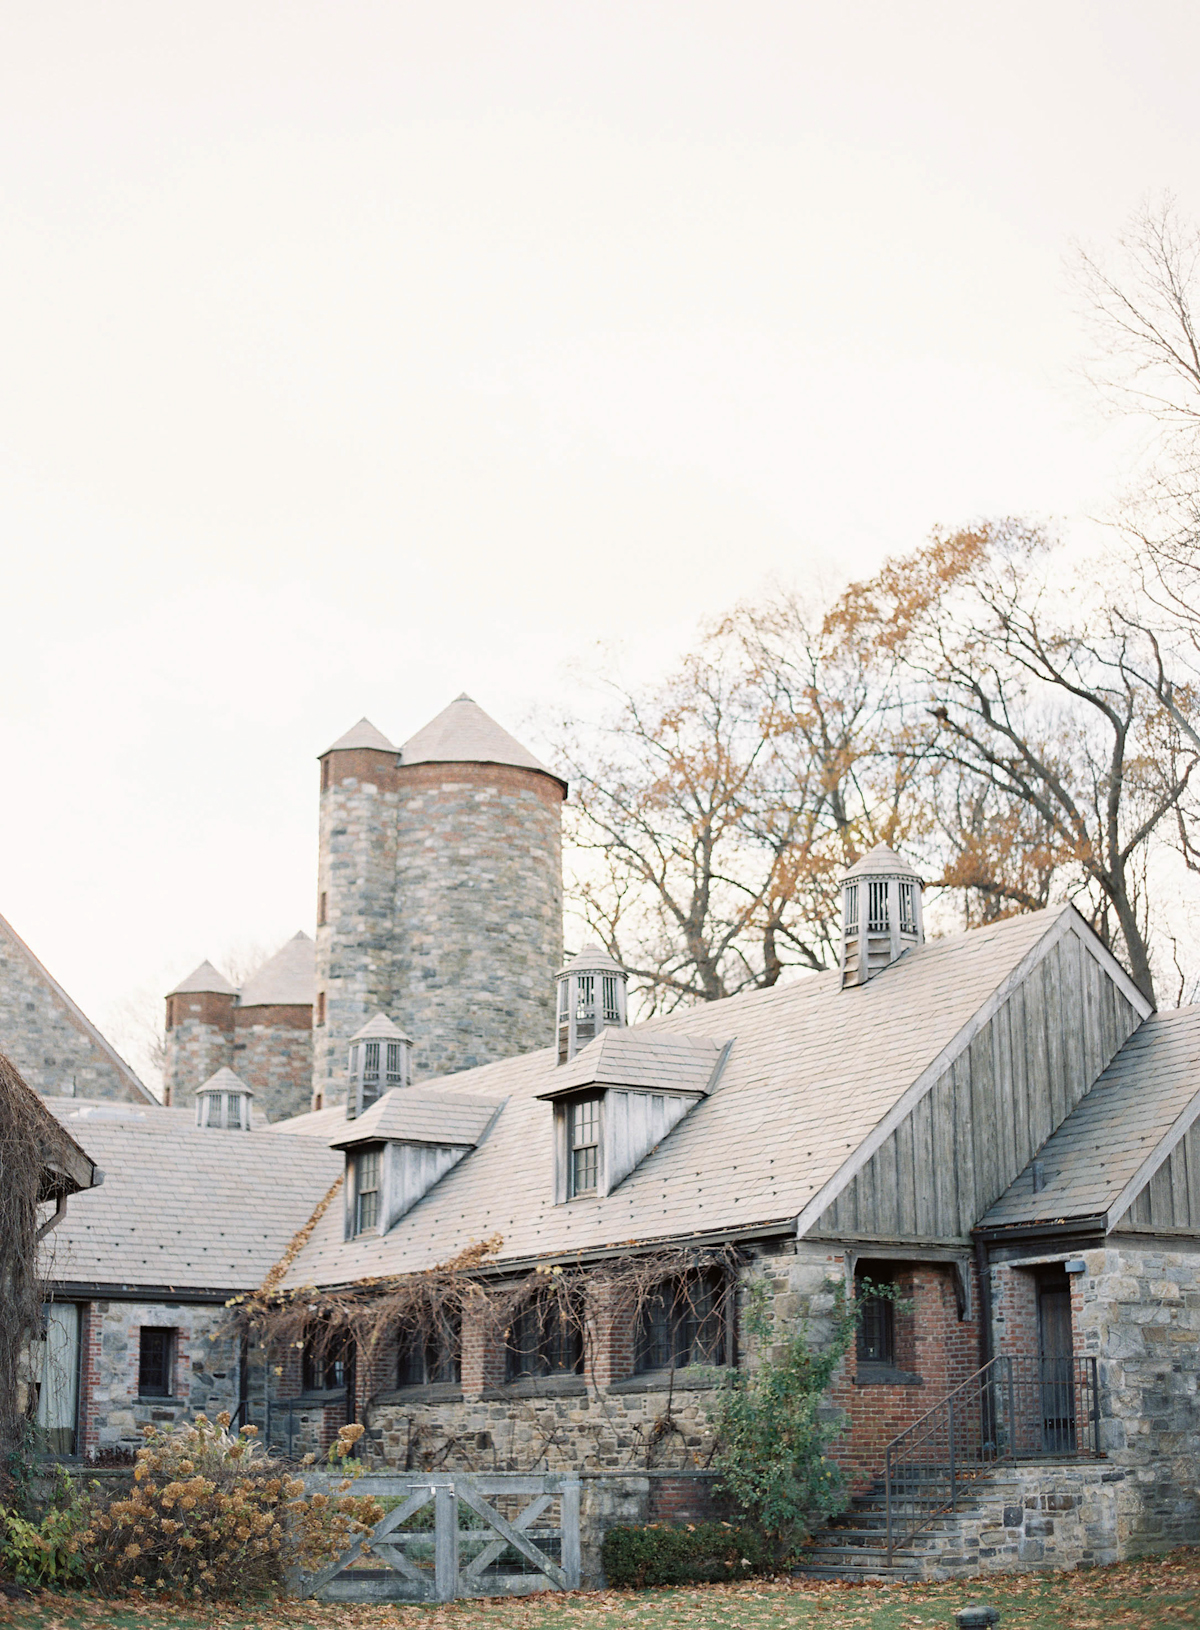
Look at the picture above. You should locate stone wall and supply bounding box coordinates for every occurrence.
[312,753,564,1105]
[233,1003,313,1122]
[391,762,563,1080]
[162,990,234,1107]
[1074,1239,1200,1554]
[897,1461,1141,1578]
[313,746,401,1105]
[78,1299,244,1457]
[0,914,148,1102]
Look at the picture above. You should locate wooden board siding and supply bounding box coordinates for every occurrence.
[1124,1122,1200,1232]
[814,932,1142,1242]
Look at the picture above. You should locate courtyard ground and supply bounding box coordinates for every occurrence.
[1,1552,1199,1630]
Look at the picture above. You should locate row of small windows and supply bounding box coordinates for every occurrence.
[299,1276,732,1394]
[844,878,918,936]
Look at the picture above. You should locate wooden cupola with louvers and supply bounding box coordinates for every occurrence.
[840,843,924,989]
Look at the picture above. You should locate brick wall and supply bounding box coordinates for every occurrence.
[828,1262,982,1490]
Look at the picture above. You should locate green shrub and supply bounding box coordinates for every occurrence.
[601,1522,775,1588]
[0,1491,89,1588]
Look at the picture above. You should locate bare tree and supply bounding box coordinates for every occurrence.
[838,520,1197,1002]
[556,609,908,1010]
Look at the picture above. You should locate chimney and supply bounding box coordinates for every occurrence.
[840,844,924,988]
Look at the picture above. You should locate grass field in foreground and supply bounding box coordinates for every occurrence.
[1,1550,1198,1630]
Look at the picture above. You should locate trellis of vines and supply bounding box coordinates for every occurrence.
[223,1239,751,1470]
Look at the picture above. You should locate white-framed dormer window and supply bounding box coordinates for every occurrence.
[867,878,889,933]
[844,881,859,933]
[568,1097,600,1197]
[354,1148,381,1234]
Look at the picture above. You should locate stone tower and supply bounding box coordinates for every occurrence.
[163,960,236,1106]
[312,695,565,1107]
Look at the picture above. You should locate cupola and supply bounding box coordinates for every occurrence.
[840,844,924,988]
[193,1067,254,1130]
[556,946,629,1064]
[346,1014,412,1120]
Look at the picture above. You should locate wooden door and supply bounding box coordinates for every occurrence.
[1037,1278,1075,1452]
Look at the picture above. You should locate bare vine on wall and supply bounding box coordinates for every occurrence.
[224,1236,748,1472]
[0,1053,66,1487]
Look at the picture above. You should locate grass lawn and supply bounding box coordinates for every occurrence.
[1,1553,1198,1630]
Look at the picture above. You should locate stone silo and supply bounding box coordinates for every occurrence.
[312,696,564,1106]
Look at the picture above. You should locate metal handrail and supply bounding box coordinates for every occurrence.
[883,1354,1100,1561]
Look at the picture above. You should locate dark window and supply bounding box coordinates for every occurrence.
[318,891,327,926]
[321,759,330,792]
[505,1295,583,1381]
[397,1314,461,1387]
[302,1330,351,1393]
[316,992,326,1025]
[138,1328,173,1397]
[568,1097,600,1196]
[635,1272,728,1373]
[856,1271,896,1367]
[354,1148,381,1235]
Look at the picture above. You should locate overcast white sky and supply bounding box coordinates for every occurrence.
[2,2,1198,1082]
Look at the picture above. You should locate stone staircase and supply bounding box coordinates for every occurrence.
[794,1473,964,1580]
[794,1459,1120,1581]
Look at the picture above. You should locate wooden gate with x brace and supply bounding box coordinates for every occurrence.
[296,1473,583,1602]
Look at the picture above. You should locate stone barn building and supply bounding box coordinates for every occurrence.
[7,696,1200,1579]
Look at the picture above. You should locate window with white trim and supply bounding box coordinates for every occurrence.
[354,1148,381,1234]
[568,1097,600,1197]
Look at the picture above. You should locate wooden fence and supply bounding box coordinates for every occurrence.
[295,1472,582,1602]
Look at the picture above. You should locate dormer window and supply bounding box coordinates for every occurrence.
[192,1068,253,1130]
[899,880,917,935]
[867,878,889,933]
[568,1097,601,1197]
[539,1033,729,1202]
[354,1148,381,1234]
[845,881,859,933]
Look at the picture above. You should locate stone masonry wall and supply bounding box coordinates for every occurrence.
[899,1461,1142,1579]
[0,915,147,1102]
[1075,1239,1200,1553]
[162,991,234,1107]
[313,753,564,1105]
[78,1299,244,1457]
[281,1244,978,1491]
[313,746,400,1106]
[391,762,563,1080]
[233,1003,313,1122]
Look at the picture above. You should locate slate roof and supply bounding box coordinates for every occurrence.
[284,906,1077,1289]
[169,960,237,997]
[843,842,923,882]
[979,1006,1200,1231]
[539,1031,728,1099]
[194,1067,254,1098]
[323,717,396,754]
[270,1104,350,1140]
[352,1013,412,1043]
[238,932,315,1008]
[330,1090,504,1151]
[400,694,562,788]
[41,1098,341,1292]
